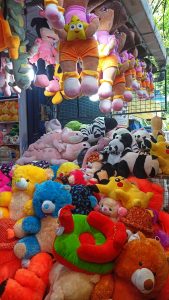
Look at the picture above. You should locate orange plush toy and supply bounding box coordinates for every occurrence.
[1,253,53,300]
[91,232,169,300]
[0,11,20,59]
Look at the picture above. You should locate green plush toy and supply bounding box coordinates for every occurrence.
[54,205,127,274]
[65,121,84,131]
[6,0,25,42]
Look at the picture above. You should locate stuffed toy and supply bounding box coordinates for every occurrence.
[0,171,12,218]
[54,205,127,274]
[6,41,34,90]
[98,197,127,222]
[17,128,90,165]
[127,176,164,212]
[44,0,100,99]
[68,169,87,185]
[45,118,62,133]
[29,17,59,88]
[70,184,98,215]
[7,164,54,221]
[91,232,169,300]
[94,176,153,209]
[45,262,100,300]
[105,133,159,178]
[6,0,25,42]
[0,9,20,59]
[56,162,80,184]
[151,116,164,139]
[80,116,117,144]
[145,135,169,175]
[132,128,152,150]
[65,120,84,131]
[0,253,53,300]
[13,180,72,259]
[0,218,21,285]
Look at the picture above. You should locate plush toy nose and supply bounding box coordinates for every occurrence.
[131,268,155,294]
[15,178,28,190]
[102,206,108,212]
[42,200,55,214]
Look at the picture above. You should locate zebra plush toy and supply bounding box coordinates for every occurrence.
[105,133,159,178]
[80,117,117,145]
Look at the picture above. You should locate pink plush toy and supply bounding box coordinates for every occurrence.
[0,171,11,193]
[98,197,127,222]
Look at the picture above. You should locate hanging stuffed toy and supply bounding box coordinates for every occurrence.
[90,1,128,113]
[44,64,63,104]
[29,17,59,88]
[0,10,20,59]
[44,0,100,99]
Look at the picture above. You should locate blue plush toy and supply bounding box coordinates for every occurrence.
[13,180,72,259]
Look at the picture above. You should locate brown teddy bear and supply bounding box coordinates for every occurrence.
[91,232,169,300]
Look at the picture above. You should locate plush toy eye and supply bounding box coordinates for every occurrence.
[70,24,76,31]
[115,178,120,182]
[109,208,112,211]
[77,23,83,30]
[166,145,169,149]
[26,179,30,182]
[139,261,143,266]
[153,272,156,276]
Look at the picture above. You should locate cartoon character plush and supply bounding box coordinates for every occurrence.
[54,205,127,274]
[8,165,54,221]
[29,17,59,88]
[94,176,153,209]
[0,253,53,300]
[45,262,100,300]
[145,135,169,175]
[56,162,80,184]
[91,232,169,300]
[99,197,127,222]
[13,181,72,259]
[44,0,100,99]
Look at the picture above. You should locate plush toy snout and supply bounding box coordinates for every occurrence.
[42,200,55,214]
[15,178,28,190]
[131,268,155,294]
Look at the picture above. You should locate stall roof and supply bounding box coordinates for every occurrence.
[121,0,167,67]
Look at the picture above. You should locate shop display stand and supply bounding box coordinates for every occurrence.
[0,97,20,163]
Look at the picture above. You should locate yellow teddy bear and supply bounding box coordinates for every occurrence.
[95,176,153,209]
[0,165,53,220]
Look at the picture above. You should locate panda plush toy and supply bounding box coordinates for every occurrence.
[105,133,159,178]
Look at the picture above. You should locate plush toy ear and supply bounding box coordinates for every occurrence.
[45,168,54,180]
[121,133,133,148]
[157,135,166,143]
[104,118,117,132]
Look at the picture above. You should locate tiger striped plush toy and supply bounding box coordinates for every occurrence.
[80,117,117,145]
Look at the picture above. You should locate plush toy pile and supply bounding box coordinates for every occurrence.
[0,0,155,110]
[0,114,169,300]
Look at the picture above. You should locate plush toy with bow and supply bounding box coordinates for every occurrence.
[29,17,59,88]
[44,0,100,99]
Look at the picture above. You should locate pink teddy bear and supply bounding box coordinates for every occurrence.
[0,171,11,193]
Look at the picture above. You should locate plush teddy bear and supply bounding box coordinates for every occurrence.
[91,232,169,300]
[0,253,53,300]
[13,180,72,259]
[7,165,54,221]
[98,197,127,222]
[45,262,100,300]
[44,0,100,99]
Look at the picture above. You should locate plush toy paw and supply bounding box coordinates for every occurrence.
[111,99,124,111]
[99,100,112,114]
[123,90,133,102]
[34,75,49,88]
[98,82,113,99]
[45,4,65,29]
[14,243,27,259]
[64,77,81,98]
[45,78,60,93]
[81,76,98,96]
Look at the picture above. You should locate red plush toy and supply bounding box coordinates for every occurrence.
[1,253,53,300]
